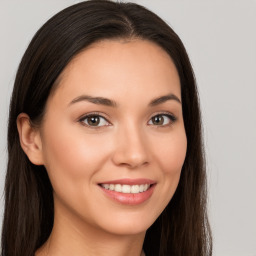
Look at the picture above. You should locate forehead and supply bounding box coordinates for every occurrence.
[48,39,181,106]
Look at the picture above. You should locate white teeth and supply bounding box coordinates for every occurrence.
[115,184,122,192]
[131,185,140,193]
[101,183,151,194]
[102,184,109,190]
[122,185,131,193]
[144,184,149,191]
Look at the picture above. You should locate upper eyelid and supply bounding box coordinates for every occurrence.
[78,112,111,122]
[149,111,177,119]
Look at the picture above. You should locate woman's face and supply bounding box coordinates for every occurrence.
[39,39,187,236]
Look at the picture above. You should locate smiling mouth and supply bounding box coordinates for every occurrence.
[100,184,151,194]
[98,179,156,205]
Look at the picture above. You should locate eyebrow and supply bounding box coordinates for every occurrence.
[149,93,181,106]
[69,93,181,107]
[69,95,117,107]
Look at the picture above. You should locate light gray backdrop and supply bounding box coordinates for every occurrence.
[0,1,255,255]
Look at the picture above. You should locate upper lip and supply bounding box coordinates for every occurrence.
[98,178,156,185]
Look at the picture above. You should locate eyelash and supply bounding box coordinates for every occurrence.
[79,112,111,129]
[148,112,177,127]
[78,112,177,128]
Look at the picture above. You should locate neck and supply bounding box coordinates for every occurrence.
[36,202,145,256]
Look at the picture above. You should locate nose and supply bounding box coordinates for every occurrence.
[112,125,149,169]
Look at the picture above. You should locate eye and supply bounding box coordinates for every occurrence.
[80,114,110,127]
[148,113,176,126]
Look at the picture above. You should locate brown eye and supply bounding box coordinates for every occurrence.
[87,116,100,126]
[80,115,109,127]
[148,114,176,126]
[152,115,164,125]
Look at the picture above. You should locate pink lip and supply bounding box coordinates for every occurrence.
[98,179,156,205]
[99,178,156,185]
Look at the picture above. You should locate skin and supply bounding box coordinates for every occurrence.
[17,39,187,256]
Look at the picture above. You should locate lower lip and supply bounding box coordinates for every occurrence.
[99,184,156,205]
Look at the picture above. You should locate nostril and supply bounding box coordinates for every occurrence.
[112,149,149,169]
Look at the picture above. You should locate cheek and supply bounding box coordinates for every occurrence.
[41,121,112,186]
[155,129,187,176]
[144,128,187,221]
[154,128,187,201]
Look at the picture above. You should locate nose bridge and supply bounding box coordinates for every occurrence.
[112,120,149,168]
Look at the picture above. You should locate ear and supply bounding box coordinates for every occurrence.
[17,113,44,165]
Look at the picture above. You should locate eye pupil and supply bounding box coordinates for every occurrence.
[152,115,164,125]
[88,116,100,126]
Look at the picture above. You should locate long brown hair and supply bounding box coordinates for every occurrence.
[1,1,212,255]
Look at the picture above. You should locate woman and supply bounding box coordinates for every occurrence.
[1,1,212,255]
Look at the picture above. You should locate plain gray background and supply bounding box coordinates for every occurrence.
[0,1,255,255]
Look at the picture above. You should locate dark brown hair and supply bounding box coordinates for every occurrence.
[1,1,212,255]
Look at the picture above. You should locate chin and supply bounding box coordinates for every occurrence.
[94,212,157,236]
